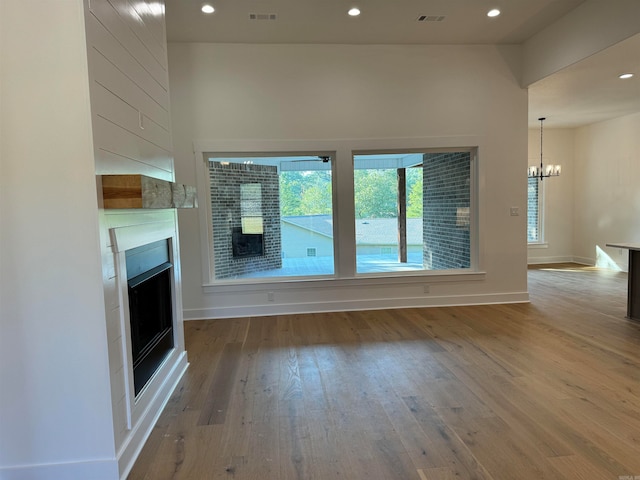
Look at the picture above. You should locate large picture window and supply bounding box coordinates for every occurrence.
[208,154,335,280]
[204,145,476,284]
[353,152,471,274]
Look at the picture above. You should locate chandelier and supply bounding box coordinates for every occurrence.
[528,117,561,180]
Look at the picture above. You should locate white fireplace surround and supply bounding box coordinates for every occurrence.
[109,221,188,478]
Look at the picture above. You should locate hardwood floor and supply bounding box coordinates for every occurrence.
[128,264,640,479]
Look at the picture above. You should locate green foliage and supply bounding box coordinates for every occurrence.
[407,172,423,218]
[280,171,332,216]
[300,184,332,214]
[280,167,424,219]
[279,171,304,216]
[354,169,397,218]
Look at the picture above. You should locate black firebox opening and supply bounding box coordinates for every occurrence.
[232,227,264,258]
[126,240,174,396]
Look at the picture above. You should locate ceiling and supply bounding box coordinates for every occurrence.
[165,0,640,129]
[165,0,586,45]
[528,32,640,128]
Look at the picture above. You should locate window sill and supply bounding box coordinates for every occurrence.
[528,243,548,249]
[203,270,486,294]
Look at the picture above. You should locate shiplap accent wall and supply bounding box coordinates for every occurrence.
[87,0,173,180]
[84,1,187,478]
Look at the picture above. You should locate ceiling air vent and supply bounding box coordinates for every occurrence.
[416,15,446,22]
[249,13,278,21]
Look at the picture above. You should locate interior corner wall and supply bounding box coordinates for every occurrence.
[168,43,529,317]
[573,112,640,270]
[526,127,575,264]
[0,0,117,477]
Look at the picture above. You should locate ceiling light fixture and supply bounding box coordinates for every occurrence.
[201,4,215,14]
[348,7,361,16]
[619,73,634,79]
[528,117,561,181]
[487,9,501,17]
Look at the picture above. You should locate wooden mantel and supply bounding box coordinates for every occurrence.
[101,175,198,209]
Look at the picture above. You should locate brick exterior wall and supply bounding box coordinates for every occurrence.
[209,162,282,279]
[423,152,471,270]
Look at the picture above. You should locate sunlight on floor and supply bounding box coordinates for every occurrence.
[530,247,625,274]
[595,245,623,271]
[533,264,617,274]
[536,267,599,272]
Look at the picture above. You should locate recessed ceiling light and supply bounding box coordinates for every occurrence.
[201,4,215,14]
[348,7,361,16]
[487,9,501,17]
[619,73,634,79]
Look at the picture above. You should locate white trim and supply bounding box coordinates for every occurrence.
[117,352,188,480]
[113,245,134,429]
[471,150,482,272]
[109,222,177,430]
[196,152,215,284]
[571,256,595,266]
[194,136,484,286]
[0,459,118,480]
[539,178,547,242]
[527,255,585,265]
[107,221,188,479]
[204,271,486,293]
[527,242,548,249]
[183,291,529,320]
[110,221,175,253]
[193,136,483,154]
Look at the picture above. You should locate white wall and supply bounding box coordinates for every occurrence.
[574,112,640,269]
[169,43,530,318]
[522,0,640,85]
[0,0,117,478]
[527,127,575,263]
[528,113,640,269]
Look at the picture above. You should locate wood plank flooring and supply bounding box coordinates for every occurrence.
[128,264,640,479]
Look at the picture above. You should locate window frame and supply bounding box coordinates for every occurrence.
[204,151,338,283]
[193,138,484,288]
[352,147,478,276]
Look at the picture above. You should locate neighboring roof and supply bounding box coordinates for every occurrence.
[355,218,423,246]
[282,215,423,245]
[282,215,334,238]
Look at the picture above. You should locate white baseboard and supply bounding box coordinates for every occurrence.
[527,256,595,266]
[571,256,595,266]
[183,292,530,320]
[527,255,574,264]
[0,459,118,480]
[0,354,189,480]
